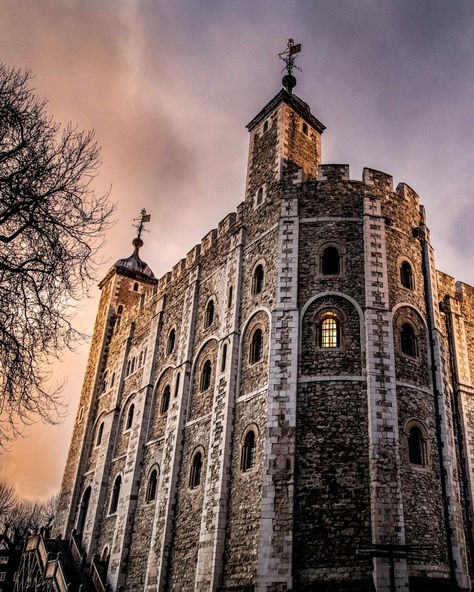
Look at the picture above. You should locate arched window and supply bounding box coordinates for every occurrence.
[319,313,341,348]
[126,403,134,430]
[174,373,180,398]
[321,246,340,275]
[161,385,171,414]
[407,422,428,467]
[76,486,91,537]
[167,329,176,355]
[96,422,104,446]
[200,360,212,392]
[227,286,233,309]
[205,300,215,328]
[302,122,308,135]
[109,475,121,514]
[252,264,265,295]
[401,323,418,357]
[241,430,257,472]
[131,356,136,374]
[146,469,158,503]
[189,451,203,489]
[117,305,123,315]
[400,261,414,290]
[138,351,144,367]
[221,343,227,372]
[133,282,139,292]
[256,187,264,205]
[249,329,263,364]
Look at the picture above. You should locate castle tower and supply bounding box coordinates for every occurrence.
[51,44,474,592]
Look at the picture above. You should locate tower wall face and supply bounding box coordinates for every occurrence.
[56,92,474,592]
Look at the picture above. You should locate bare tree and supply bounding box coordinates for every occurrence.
[0,480,16,526]
[0,62,114,442]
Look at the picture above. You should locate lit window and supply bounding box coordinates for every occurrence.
[249,329,263,364]
[320,313,340,348]
[400,261,414,290]
[401,323,418,357]
[241,430,257,472]
[189,451,203,489]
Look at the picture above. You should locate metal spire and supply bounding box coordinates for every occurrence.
[132,208,151,254]
[278,38,302,93]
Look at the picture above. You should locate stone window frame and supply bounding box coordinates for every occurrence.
[251,259,266,296]
[204,296,216,330]
[262,119,269,134]
[254,184,267,209]
[166,326,177,356]
[199,358,213,393]
[94,417,105,448]
[313,307,346,352]
[173,371,181,398]
[403,418,430,470]
[395,316,420,360]
[318,241,346,278]
[145,464,160,504]
[122,394,136,433]
[188,445,206,492]
[125,347,140,378]
[248,323,265,365]
[220,341,229,374]
[302,122,309,136]
[239,423,260,476]
[160,384,171,414]
[397,255,416,292]
[108,473,123,516]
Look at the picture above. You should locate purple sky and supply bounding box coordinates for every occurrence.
[1,0,473,499]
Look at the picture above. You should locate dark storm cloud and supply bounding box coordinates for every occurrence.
[0,0,472,497]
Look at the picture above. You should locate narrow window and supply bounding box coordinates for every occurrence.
[320,313,340,348]
[205,300,215,328]
[263,120,268,133]
[400,261,414,290]
[131,357,136,373]
[139,351,144,367]
[146,469,158,503]
[133,282,139,292]
[250,329,263,364]
[321,246,340,275]
[401,323,418,357]
[174,373,180,398]
[256,186,264,205]
[126,403,134,430]
[126,360,131,376]
[167,329,176,355]
[76,486,91,537]
[189,452,203,489]
[78,406,84,422]
[117,305,123,316]
[252,264,264,294]
[302,122,308,135]
[241,430,257,472]
[109,475,121,514]
[110,372,115,388]
[221,343,227,372]
[408,426,426,466]
[227,286,233,309]
[161,385,171,414]
[200,360,212,392]
[96,422,104,446]
[102,371,108,393]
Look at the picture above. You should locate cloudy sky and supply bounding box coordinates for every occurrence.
[1,0,473,499]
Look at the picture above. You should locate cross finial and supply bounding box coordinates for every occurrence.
[132,208,151,254]
[278,39,302,93]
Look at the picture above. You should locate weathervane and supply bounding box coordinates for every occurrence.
[278,38,302,93]
[132,208,151,253]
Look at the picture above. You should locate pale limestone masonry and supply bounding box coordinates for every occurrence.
[54,86,474,592]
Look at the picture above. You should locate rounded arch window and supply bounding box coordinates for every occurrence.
[133,282,139,292]
[146,467,159,503]
[96,421,104,446]
[174,372,181,397]
[318,311,341,349]
[256,187,264,205]
[117,304,123,316]
[109,475,121,514]
[249,328,264,364]
[252,264,265,295]
[400,322,418,358]
[405,420,428,467]
[321,246,341,276]
[167,328,176,355]
[302,122,308,135]
[161,385,171,414]
[125,403,134,430]
[200,360,212,392]
[189,450,203,489]
[241,429,257,472]
[205,299,215,328]
[400,260,414,290]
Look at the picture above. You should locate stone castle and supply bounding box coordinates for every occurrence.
[40,72,474,592]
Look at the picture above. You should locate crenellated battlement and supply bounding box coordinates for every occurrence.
[317,164,350,182]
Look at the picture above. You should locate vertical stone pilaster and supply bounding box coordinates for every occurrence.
[256,185,299,591]
[195,232,245,591]
[108,310,162,590]
[363,193,409,592]
[145,267,201,591]
[422,237,471,590]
